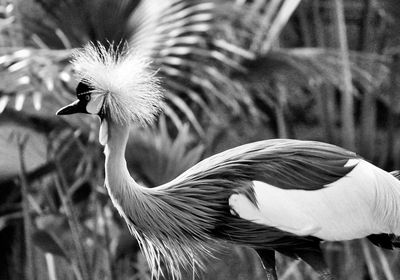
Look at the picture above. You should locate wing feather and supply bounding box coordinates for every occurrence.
[161,139,359,191]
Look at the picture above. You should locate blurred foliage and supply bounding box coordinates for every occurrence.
[1,0,400,280]
[126,117,206,186]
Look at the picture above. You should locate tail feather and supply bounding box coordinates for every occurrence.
[391,170,400,248]
[393,236,400,247]
[367,233,400,250]
[368,170,400,250]
[390,170,400,180]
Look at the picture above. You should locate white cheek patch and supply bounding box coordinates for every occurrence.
[86,94,105,114]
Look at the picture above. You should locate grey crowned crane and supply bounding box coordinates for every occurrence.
[55,43,400,280]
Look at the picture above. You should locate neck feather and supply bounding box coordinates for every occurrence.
[104,121,143,206]
[102,120,219,280]
[104,120,130,158]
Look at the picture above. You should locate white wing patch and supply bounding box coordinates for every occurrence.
[229,159,400,240]
[229,186,321,236]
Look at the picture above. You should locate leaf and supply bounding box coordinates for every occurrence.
[0,95,9,113]
[32,230,68,260]
[114,231,140,260]
[126,116,205,186]
[260,0,301,53]
[0,0,254,135]
[0,123,47,182]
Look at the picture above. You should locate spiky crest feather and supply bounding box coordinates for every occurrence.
[72,43,164,125]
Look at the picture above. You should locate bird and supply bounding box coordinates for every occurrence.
[55,42,400,280]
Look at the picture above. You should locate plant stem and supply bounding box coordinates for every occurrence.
[361,240,379,280]
[359,0,378,161]
[298,2,312,47]
[385,54,400,169]
[18,135,36,280]
[275,84,288,138]
[54,161,90,280]
[334,0,356,150]
[45,253,57,280]
[313,0,336,143]
[375,245,395,280]
[250,0,281,52]
[100,203,115,280]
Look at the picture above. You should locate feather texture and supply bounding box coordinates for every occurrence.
[105,133,360,279]
[230,159,400,241]
[163,139,357,191]
[100,114,400,280]
[72,43,164,125]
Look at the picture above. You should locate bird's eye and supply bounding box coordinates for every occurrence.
[85,95,91,101]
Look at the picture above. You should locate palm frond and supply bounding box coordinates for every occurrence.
[284,48,390,91]
[127,0,254,133]
[126,117,205,186]
[0,0,255,136]
[0,48,88,120]
[215,0,301,55]
[233,47,390,124]
[0,122,47,181]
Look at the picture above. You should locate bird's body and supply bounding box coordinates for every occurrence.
[232,160,400,241]
[100,120,400,279]
[56,43,400,280]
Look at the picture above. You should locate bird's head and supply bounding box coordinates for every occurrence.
[56,43,164,145]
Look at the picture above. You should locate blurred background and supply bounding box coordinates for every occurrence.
[0,0,400,279]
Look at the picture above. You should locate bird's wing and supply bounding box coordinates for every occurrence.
[228,159,400,241]
[160,139,370,241]
[190,139,400,241]
[164,138,359,191]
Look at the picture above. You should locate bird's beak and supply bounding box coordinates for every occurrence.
[56,100,86,115]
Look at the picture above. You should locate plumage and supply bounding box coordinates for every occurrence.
[97,120,400,279]
[231,159,400,241]
[72,43,164,126]
[102,124,329,279]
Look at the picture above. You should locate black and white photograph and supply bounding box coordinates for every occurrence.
[1,0,400,279]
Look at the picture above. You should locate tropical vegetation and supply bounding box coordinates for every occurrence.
[1,0,400,279]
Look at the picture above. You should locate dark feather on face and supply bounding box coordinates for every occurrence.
[76,81,107,119]
[76,82,92,102]
[56,82,93,115]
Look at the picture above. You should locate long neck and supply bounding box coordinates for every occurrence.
[104,120,130,177]
[104,120,144,206]
[102,120,219,278]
